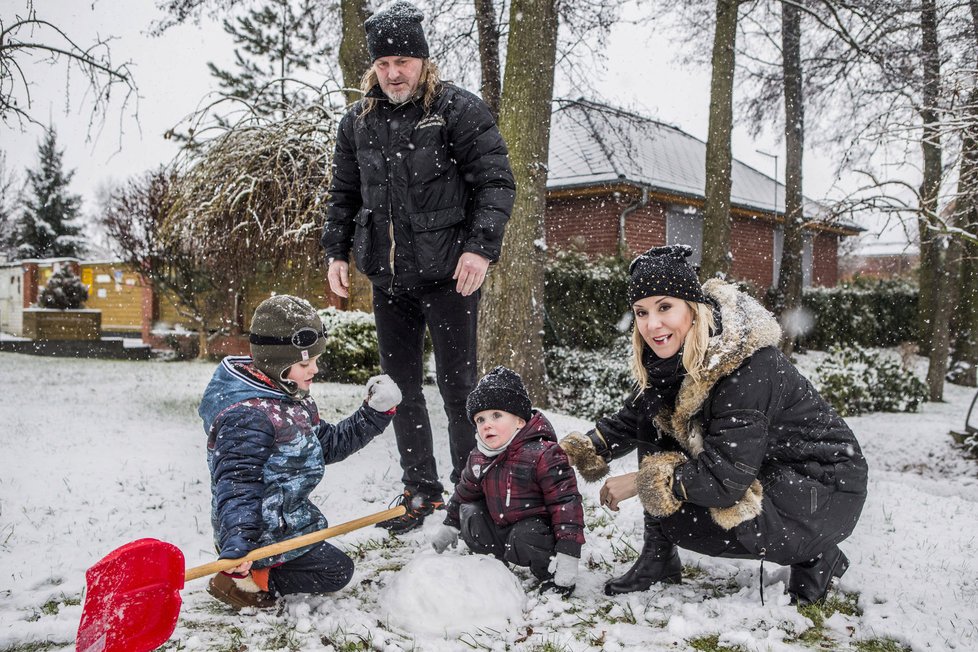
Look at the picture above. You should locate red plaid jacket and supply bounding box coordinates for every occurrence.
[445,412,586,557]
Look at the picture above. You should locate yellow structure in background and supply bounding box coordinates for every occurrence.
[78,261,144,334]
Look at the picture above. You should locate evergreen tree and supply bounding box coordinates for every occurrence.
[206,0,334,114]
[13,126,86,259]
[38,266,88,309]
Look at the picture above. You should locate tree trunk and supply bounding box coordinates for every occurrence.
[338,0,374,312]
[479,0,558,404]
[950,0,978,386]
[474,0,502,120]
[777,1,804,356]
[700,0,741,281]
[919,0,946,400]
[339,0,371,104]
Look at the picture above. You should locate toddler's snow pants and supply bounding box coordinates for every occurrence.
[460,502,555,581]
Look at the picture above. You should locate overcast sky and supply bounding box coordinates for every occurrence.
[2,1,903,248]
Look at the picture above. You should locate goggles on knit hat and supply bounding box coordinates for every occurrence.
[627,245,710,306]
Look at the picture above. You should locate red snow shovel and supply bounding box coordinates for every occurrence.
[75,505,405,652]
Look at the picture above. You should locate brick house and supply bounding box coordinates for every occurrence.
[544,100,860,288]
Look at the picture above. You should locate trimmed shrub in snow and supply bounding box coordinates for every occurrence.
[813,344,927,416]
[38,267,88,309]
[546,335,633,421]
[544,251,630,350]
[797,278,918,350]
[317,307,381,384]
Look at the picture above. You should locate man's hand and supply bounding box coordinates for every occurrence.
[327,259,350,298]
[599,472,639,511]
[453,252,490,296]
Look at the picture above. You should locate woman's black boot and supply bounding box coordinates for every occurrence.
[787,545,850,606]
[604,514,682,596]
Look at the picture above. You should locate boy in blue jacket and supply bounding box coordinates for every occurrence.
[199,295,401,610]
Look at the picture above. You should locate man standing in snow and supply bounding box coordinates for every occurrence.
[322,1,515,535]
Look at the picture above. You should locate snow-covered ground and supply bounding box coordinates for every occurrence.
[1,351,976,651]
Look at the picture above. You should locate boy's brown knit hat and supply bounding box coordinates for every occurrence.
[249,295,327,393]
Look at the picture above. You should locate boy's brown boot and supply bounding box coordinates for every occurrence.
[207,571,277,611]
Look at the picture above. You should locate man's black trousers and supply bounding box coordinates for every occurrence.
[373,281,479,498]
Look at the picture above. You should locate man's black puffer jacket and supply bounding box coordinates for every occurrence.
[322,83,515,291]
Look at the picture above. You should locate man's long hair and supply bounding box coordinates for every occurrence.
[357,59,442,121]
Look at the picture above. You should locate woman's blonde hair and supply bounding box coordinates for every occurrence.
[357,59,442,121]
[630,300,717,390]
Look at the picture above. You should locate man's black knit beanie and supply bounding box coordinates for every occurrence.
[364,1,430,61]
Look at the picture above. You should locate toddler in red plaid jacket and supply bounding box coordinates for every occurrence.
[430,366,585,595]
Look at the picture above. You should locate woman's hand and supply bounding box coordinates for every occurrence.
[599,472,638,511]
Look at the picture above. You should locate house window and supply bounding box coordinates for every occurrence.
[666,206,703,266]
[773,228,814,287]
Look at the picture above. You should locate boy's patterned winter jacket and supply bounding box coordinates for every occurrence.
[444,412,586,558]
[199,356,393,567]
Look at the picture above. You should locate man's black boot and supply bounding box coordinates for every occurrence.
[604,514,682,596]
[788,545,849,606]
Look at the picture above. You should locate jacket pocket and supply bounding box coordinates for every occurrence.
[408,206,467,280]
[352,208,381,276]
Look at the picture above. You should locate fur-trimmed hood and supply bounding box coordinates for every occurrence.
[654,279,781,455]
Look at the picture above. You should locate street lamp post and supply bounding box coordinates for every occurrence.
[755,149,779,217]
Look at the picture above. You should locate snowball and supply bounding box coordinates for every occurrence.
[379,554,526,637]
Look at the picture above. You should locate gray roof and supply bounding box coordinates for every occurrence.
[547,99,839,224]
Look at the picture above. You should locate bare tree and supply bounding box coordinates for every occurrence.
[100,169,232,358]
[772,0,806,356]
[1,1,135,131]
[701,0,744,281]
[479,0,559,401]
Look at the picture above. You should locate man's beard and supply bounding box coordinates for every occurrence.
[385,87,413,104]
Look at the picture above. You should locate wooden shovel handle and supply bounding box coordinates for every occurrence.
[184,505,406,582]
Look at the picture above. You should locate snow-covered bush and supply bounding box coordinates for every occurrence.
[798,278,918,350]
[317,307,381,384]
[814,344,927,416]
[544,251,630,350]
[38,267,88,309]
[546,335,633,421]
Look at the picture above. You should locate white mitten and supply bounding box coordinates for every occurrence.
[549,552,579,588]
[365,374,402,412]
[430,524,459,554]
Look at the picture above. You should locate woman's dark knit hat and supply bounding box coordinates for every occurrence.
[627,245,710,306]
[249,295,327,393]
[466,366,532,424]
[364,1,430,61]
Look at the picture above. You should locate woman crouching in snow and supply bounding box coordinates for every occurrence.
[560,245,868,605]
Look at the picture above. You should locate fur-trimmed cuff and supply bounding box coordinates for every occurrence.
[709,479,764,530]
[636,451,687,518]
[559,431,610,482]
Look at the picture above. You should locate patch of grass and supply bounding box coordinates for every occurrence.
[345,535,406,561]
[687,634,746,652]
[525,638,572,652]
[609,536,640,564]
[0,642,66,652]
[853,639,912,652]
[791,591,862,647]
[264,626,303,651]
[321,632,372,652]
[683,564,708,580]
